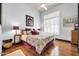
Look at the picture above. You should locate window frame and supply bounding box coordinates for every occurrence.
[44,11,60,35]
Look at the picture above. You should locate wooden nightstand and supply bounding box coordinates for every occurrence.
[14,34,21,44]
[71,30,78,44]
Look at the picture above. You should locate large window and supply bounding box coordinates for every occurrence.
[44,11,60,35]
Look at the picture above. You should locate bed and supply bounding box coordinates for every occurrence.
[21,32,54,54]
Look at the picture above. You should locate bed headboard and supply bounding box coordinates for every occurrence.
[21,28,40,35]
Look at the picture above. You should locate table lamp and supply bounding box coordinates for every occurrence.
[13,26,19,35]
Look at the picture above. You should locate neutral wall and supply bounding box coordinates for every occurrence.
[40,3,78,41]
[2,3,78,41]
[0,25,2,55]
[2,3,40,40]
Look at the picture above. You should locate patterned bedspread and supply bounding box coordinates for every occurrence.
[21,33,54,54]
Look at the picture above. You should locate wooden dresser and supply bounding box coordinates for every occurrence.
[71,30,78,44]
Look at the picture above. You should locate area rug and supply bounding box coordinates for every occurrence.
[5,49,25,56]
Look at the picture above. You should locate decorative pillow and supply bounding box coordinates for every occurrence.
[26,31,31,35]
[23,30,27,35]
[31,29,39,35]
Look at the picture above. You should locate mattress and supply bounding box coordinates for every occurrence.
[21,33,54,54]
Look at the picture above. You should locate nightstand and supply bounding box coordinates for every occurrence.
[14,34,21,44]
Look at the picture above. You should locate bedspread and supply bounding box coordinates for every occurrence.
[21,33,54,54]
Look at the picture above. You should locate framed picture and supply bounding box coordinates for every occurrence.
[26,15,34,26]
[63,16,77,27]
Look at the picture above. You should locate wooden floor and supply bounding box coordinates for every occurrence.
[2,40,79,56]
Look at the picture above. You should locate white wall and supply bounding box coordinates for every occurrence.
[2,3,40,40]
[2,3,78,41]
[40,3,78,41]
[0,25,2,55]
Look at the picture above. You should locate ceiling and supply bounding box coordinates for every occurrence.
[27,3,62,12]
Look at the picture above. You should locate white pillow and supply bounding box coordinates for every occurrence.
[21,35,27,41]
[23,31,27,35]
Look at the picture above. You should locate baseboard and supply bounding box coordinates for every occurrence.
[56,38,71,43]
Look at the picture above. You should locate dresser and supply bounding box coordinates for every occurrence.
[71,30,78,44]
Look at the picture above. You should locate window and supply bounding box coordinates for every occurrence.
[44,11,60,35]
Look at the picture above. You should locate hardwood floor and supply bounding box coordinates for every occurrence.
[2,40,79,56]
[55,40,79,56]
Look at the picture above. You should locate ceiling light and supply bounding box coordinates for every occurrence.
[40,4,47,10]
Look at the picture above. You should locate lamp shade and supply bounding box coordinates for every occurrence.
[13,26,19,30]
